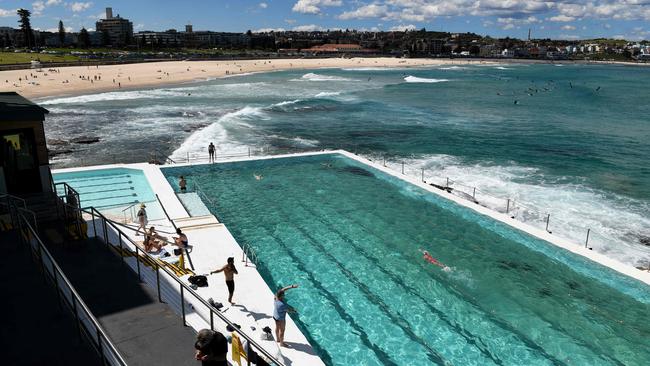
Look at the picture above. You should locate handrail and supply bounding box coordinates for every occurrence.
[83,206,286,365]
[17,211,127,365]
[1,192,27,209]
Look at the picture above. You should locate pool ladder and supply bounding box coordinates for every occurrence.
[241,243,259,267]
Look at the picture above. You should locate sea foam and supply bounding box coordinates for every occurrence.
[404,76,450,83]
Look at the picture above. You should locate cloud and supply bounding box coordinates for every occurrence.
[259,2,268,8]
[389,24,417,31]
[561,25,576,30]
[32,0,61,15]
[549,14,575,22]
[292,0,342,14]
[339,4,388,19]
[0,8,17,17]
[292,24,326,31]
[254,27,286,33]
[70,2,92,13]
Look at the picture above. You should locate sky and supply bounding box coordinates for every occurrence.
[0,0,649,41]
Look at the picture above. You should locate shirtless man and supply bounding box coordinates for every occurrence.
[210,257,239,304]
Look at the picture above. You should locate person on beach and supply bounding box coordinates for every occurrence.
[273,284,298,347]
[179,176,187,192]
[208,142,216,162]
[210,257,239,304]
[194,329,228,366]
[136,203,147,235]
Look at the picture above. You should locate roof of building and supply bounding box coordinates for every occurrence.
[0,92,49,122]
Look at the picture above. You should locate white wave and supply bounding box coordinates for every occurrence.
[297,73,355,82]
[404,76,450,83]
[42,89,189,105]
[268,134,319,147]
[340,67,398,71]
[272,99,302,107]
[375,153,650,269]
[170,106,267,160]
[438,66,466,70]
[495,66,512,70]
[315,91,341,98]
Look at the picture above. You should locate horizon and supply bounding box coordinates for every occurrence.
[0,1,649,42]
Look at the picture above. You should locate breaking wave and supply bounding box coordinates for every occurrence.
[404,76,450,83]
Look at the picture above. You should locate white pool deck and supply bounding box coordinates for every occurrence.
[53,149,650,365]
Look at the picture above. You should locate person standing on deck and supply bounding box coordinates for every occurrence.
[273,284,298,347]
[136,203,147,235]
[208,142,216,163]
[210,257,239,304]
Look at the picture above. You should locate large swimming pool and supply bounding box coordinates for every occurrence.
[163,154,650,366]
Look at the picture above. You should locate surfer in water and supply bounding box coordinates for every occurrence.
[254,173,263,181]
[419,249,450,271]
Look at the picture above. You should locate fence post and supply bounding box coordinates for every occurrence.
[421,168,425,182]
[180,285,186,326]
[156,263,162,303]
[401,162,404,174]
[383,156,386,166]
[585,229,591,248]
[248,147,251,157]
[472,187,476,199]
[506,199,510,214]
[135,246,141,281]
[210,310,214,331]
[545,214,551,232]
[446,177,449,188]
[187,152,190,164]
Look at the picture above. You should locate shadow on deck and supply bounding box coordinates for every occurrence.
[46,235,197,366]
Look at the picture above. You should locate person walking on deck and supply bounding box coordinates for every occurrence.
[136,203,147,235]
[210,257,239,304]
[208,142,216,163]
[273,284,298,347]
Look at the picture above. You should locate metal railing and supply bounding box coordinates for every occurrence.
[241,243,259,267]
[374,154,630,256]
[80,206,286,366]
[15,211,127,366]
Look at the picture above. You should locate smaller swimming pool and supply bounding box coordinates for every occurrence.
[53,167,164,220]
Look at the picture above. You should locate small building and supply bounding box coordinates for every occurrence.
[0,92,51,194]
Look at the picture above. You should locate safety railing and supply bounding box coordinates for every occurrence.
[1,193,37,231]
[16,211,127,366]
[374,154,640,261]
[80,206,286,365]
[241,243,259,267]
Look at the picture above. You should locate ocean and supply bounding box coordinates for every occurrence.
[40,63,650,268]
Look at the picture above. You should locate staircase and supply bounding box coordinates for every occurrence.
[21,192,61,224]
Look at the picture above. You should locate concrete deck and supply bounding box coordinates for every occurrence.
[1,230,101,366]
[46,236,197,366]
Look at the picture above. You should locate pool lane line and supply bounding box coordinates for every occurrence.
[77,187,135,195]
[251,225,404,366]
[54,174,131,183]
[272,205,487,366]
[292,202,509,366]
[71,180,133,189]
[307,174,625,366]
[231,183,451,366]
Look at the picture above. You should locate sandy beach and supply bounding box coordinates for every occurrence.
[0,57,499,99]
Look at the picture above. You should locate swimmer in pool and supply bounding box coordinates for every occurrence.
[419,249,449,270]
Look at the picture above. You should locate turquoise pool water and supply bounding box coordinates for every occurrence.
[53,167,163,219]
[163,155,650,366]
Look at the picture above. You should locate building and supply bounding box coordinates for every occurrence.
[95,7,133,46]
[0,92,51,195]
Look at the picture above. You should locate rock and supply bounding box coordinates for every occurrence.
[47,138,69,146]
[70,136,100,144]
[639,236,650,246]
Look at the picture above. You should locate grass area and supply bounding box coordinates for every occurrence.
[0,52,80,65]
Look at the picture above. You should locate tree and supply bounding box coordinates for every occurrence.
[17,8,34,48]
[78,27,90,48]
[58,20,66,46]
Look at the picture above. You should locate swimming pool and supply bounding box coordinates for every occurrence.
[53,167,164,220]
[163,154,650,366]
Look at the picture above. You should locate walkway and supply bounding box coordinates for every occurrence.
[0,230,101,366]
[46,236,197,366]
